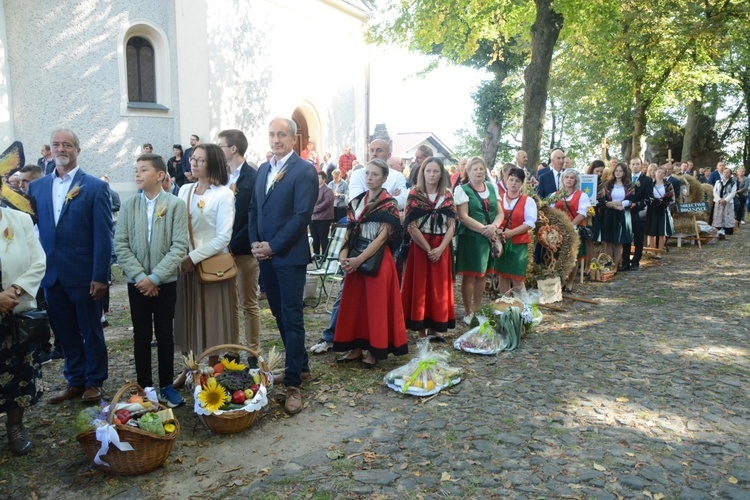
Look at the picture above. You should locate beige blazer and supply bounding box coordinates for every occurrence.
[0,208,46,312]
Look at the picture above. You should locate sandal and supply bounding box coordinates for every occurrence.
[362,354,377,369]
[336,352,363,363]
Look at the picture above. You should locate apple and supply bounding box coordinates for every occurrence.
[244,389,254,400]
[249,384,260,394]
[251,373,261,385]
[231,390,246,404]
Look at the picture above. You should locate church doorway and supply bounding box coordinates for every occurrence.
[292,102,322,166]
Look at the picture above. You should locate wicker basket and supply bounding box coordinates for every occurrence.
[192,344,269,434]
[76,383,180,475]
[589,253,616,282]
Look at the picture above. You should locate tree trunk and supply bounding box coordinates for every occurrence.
[682,97,701,162]
[549,100,557,150]
[631,97,648,160]
[521,0,563,170]
[481,118,502,170]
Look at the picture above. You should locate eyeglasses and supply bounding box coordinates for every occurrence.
[189,157,206,166]
[218,144,231,149]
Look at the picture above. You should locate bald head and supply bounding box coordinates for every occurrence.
[368,139,391,161]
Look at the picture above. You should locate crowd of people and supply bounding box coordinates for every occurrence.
[1,122,745,456]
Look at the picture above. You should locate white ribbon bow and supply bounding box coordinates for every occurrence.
[94,424,134,466]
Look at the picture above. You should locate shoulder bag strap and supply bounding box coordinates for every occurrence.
[186,184,197,250]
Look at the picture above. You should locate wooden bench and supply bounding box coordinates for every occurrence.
[669,233,693,247]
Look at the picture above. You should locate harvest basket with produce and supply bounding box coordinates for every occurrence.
[187,344,277,434]
[76,383,180,475]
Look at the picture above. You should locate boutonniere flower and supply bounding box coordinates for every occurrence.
[155,201,168,220]
[65,183,82,204]
[229,183,237,196]
[3,225,13,251]
[197,199,206,213]
[273,171,285,184]
[636,180,641,187]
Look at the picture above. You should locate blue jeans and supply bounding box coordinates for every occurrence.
[322,283,345,343]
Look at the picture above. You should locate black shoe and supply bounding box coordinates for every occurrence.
[630,263,640,270]
[150,340,158,347]
[49,347,64,360]
[247,356,258,369]
[618,264,630,272]
[7,424,32,455]
[101,320,109,328]
[38,350,52,366]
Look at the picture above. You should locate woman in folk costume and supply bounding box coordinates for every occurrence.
[553,169,591,293]
[599,162,635,271]
[453,157,504,325]
[493,168,537,295]
[334,159,407,368]
[401,157,457,342]
[644,165,674,252]
[712,166,736,237]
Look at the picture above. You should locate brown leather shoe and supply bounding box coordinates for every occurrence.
[284,386,302,414]
[272,371,311,386]
[48,386,84,404]
[81,386,104,403]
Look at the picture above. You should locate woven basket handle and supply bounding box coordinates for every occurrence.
[194,344,270,384]
[108,383,147,425]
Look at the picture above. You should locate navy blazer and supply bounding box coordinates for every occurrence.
[229,161,257,256]
[248,152,317,267]
[28,169,113,288]
[536,168,562,199]
[666,176,681,201]
[630,174,654,213]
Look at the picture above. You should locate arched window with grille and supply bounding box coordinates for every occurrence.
[126,36,156,103]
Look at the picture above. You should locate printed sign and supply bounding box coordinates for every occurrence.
[580,174,598,200]
[677,202,709,213]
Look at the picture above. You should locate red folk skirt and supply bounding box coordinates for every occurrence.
[401,234,456,333]
[333,246,408,359]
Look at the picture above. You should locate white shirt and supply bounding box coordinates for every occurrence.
[502,193,538,228]
[347,168,408,209]
[226,163,242,188]
[52,166,80,225]
[453,182,498,205]
[143,192,158,244]
[266,151,294,193]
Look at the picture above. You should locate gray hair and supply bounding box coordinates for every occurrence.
[50,128,80,149]
[562,168,581,191]
[269,117,297,136]
[368,158,390,177]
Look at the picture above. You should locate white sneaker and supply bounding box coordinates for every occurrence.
[310,340,333,354]
[462,314,474,326]
[742,221,746,225]
[717,229,726,236]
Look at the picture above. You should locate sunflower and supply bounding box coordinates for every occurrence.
[221,357,246,371]
[197,377,230,413]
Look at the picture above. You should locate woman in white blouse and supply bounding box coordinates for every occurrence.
[599,162,635,271]
[453,157,504,325]
[553,169,590,292]
[713,166,736,237]
[493,168,537,295]
[174,144,237,379]
[0,203,46,454]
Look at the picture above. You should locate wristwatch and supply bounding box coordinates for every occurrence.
[11,285,22,298]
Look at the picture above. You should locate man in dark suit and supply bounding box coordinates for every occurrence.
[535,148,565,199]
[249,117,317,414]
[219,129,260,367]
[28,129,112,403]
[37,144,55,174]
[622,157,652,271]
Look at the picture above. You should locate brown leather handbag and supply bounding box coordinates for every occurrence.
[187,185,237,284]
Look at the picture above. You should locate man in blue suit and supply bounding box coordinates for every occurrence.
[28,129,112,404]
[535,148,565,199]
[249,117,317,414]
